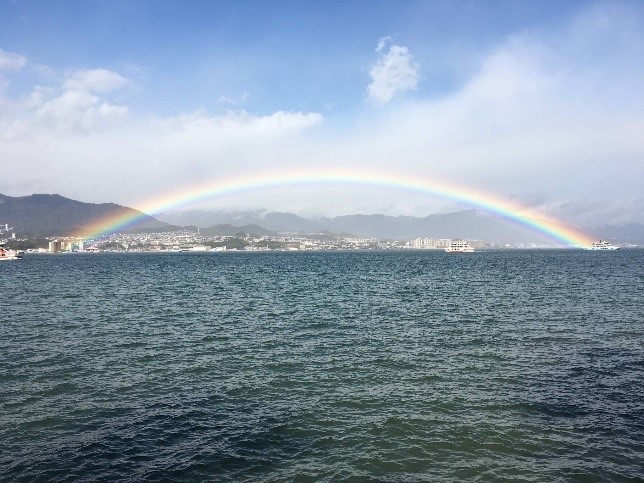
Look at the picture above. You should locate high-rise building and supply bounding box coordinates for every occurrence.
[48,240,62,253]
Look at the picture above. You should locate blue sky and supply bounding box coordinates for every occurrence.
[0,0,588,113]
[1,0,643,225]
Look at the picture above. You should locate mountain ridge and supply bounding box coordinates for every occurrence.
[2,193,643,244]
[0,193,177,237]
[157,208,644,244]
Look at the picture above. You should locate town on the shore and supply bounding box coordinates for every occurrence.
[3,228,567,253]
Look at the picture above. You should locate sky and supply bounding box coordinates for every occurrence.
[0,0,643,226]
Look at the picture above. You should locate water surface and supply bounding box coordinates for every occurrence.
[1,250,643,481]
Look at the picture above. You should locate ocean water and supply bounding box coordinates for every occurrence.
[1,250,643,482]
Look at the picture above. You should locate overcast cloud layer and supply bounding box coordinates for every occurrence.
[0,2,643,226]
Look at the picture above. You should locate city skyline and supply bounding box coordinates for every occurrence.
[1,0,643,227]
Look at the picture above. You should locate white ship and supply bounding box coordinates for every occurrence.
[583,240,620,251]
[0,244,23,261]
[0,224,23,260]
[445,240,475,253]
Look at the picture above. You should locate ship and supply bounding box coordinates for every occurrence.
[445,240,475,253]
[0,243,23,261]
[0,224,23,260]
[583,240,620,251]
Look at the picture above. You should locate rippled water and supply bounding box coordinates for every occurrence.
[1,250,643,481]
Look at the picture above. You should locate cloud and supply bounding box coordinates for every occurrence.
[28,69,130,132]
[217,95,236,105]
[154,109,322,138]
[1,3,643,226]
[368,44,420,104]
[63,69,129,93]
[0,68,131,137]
[35,89,128,132]
[22,85,55,109]
[0,69,324,202]
[217,91,250,105]
[0,48,27,71]
[375,35,391,53]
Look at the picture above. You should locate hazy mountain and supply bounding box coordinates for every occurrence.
[5,193,642,245]
[0,193,176,237]
[158,209,263,228]
[160,208,563,244]
[588,223,644,245]
[257,212,324,233]
[199,224,275,237]
[159,209,323,233]
[320,211,559,244]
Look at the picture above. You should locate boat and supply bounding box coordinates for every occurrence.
[0,224,22,260]
[583,240,619,251]
[0,243,23,261]
[445,240,475,253]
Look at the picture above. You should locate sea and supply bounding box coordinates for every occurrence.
[1,250,643,482]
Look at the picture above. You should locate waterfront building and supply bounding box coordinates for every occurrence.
[48,240,62,253]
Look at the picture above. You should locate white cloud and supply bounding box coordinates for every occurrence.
[28,69,130,132]
[375,35,391,53]
[217,91,250,105]
[63,69,129,93]
[23,85,50,108]
[0,81,324,202]
[1,3,644,227]
[217,95,235,104]
[0,68,131,137]
[154,109,322,138]
[0,48,27,71]
[368,44,420,104]
[35,89,128,131]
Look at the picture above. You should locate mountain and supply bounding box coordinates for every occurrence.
[0,193,176,237]
[588,223,644,245]
[158,208,562,244]
[320,211,559,244]
[159,209,323,233]
[199,224,275,237]
[5,193,641,245]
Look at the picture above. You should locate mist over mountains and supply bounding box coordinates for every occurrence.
[157,209,644,245]
[156,209,557,244]
[2,193,643,245]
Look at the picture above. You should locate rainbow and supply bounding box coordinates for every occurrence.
[79,169,594,247]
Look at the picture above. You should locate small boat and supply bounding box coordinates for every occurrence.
[0,244,23,260]
[0,225,22,260]
[583,240,619,251]
[445,240,475,253]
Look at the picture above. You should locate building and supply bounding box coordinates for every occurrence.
[48,240,62,253]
